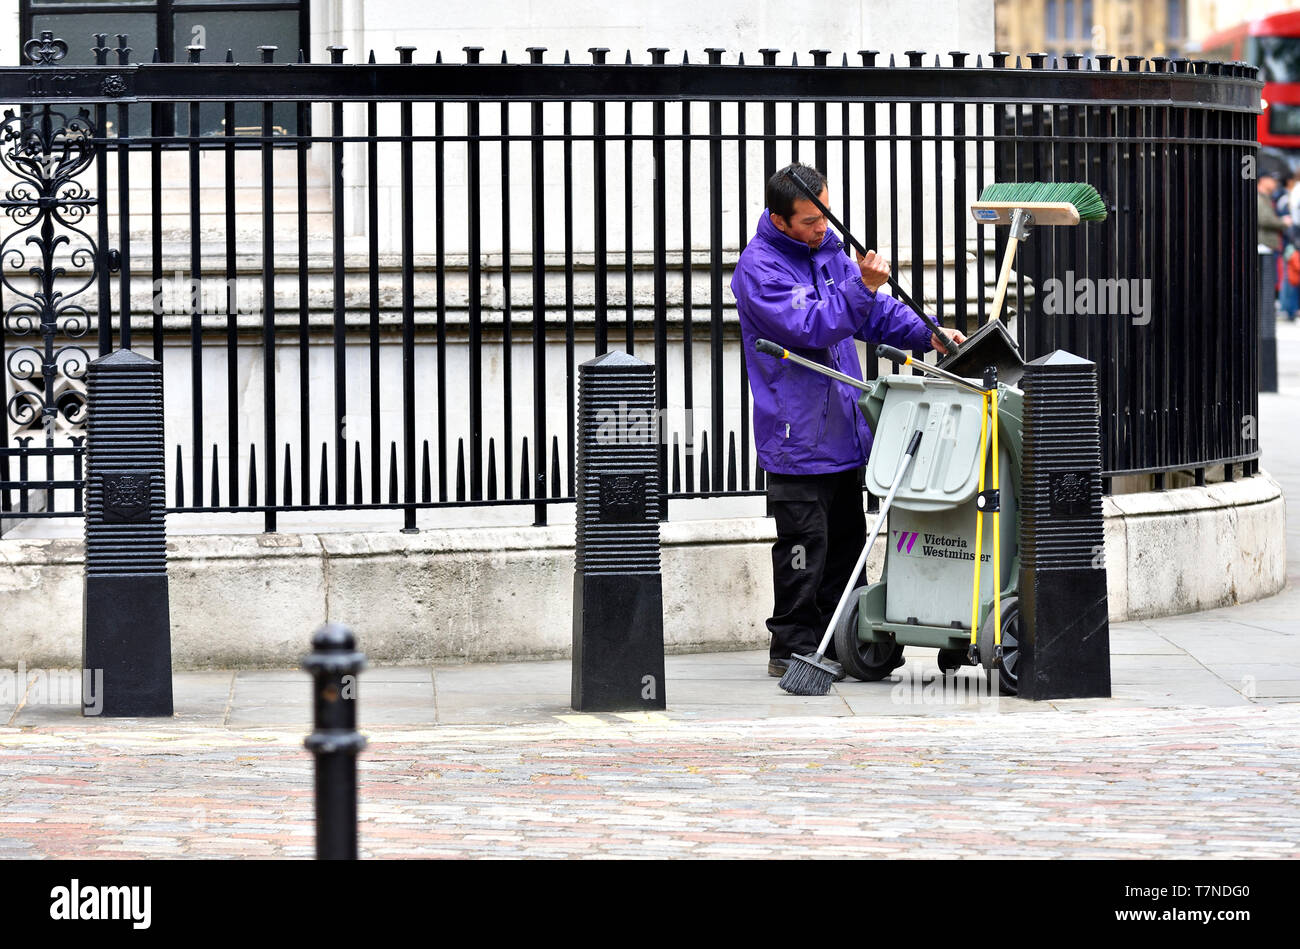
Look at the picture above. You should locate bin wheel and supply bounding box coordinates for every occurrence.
[833,585,905,682]
[936,648,967,674]
[978,597,1020,696]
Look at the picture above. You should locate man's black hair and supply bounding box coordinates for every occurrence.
[767,163,827,220]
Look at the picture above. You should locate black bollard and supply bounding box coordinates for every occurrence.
[1017,350,1111,699]
[83,350,173,717]
[302,623,367,860]
[572,351,667,711]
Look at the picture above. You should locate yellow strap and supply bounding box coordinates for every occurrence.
[991,386,1002,649]
[968,389,989,646]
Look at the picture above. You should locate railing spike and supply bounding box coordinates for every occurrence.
[175,445,185,507]
[385,442,396,504]
[791,52,798,66]
[551,435,561,498]
[501,50,509,64]
[248,444,258,507]
[435,50,443,64]
[682,50,689,64]
[486,438,496,501]
[283,444,293,506]
[422,440,432,503]
[354,442,363,506]
[699,433,710,494]
[211,445,220,507]
[459,438,470,503]
[841,53,849,67]
[368,49,376,64]
[151,47,160,63]
[225,48,234,63]
[564,50,572,64]
[672,434,681,494]
[737,52,744,65]
[520,437,531,500]
[888,53,895,67]
[624,49,633,64]
[319,442,329,505]
[298,48,306,64]
[727,432,737,491]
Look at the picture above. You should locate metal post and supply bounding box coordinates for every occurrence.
[572,351,666,711]
[84,350,173,716]
[1017,351,1111,700]
[302,623,367,860]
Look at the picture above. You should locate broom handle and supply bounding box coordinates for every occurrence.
[786,173,960,357]
[814,429,924,659]
[988,233,1021,324]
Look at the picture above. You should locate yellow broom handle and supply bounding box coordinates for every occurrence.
[968,390,990,646]
[991,386,1002,648]
[988,234,1021,324]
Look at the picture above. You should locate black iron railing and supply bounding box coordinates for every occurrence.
[0,35,1262,531]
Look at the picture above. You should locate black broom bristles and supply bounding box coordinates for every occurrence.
[779,653,838,696]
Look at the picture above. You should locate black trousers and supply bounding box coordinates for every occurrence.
[765,468,868,662]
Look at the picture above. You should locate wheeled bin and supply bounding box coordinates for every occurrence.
[833,369,1023,693]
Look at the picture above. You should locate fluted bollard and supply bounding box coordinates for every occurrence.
[83,349,173,716]
[302,623,367,859]
[1017,350,1111,699]
[572,351,667,711]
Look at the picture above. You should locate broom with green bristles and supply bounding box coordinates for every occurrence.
[964,180,1107,673]
[971,181,1108,325]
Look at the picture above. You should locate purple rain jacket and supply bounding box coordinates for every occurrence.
[731,211,934,476]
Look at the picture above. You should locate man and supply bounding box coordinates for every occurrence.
[730,163,964,678]
[1258,172,1285,253]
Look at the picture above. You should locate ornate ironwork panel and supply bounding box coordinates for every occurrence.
[0,32,98,519]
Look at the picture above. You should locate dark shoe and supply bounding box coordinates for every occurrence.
[770,656,847,682]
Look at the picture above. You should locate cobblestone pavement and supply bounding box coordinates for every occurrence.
[2,323,1299,861]
[1,702,1296,859]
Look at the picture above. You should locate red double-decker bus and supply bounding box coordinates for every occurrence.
[1196,9,1300,153]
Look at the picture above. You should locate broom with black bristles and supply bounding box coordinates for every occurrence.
[778,427,925,697]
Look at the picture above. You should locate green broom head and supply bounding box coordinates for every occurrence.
[979,181,1108,221]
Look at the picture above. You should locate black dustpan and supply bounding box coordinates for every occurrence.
[937,319,1025,387]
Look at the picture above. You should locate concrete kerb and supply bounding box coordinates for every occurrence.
[0,473,1285,668]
